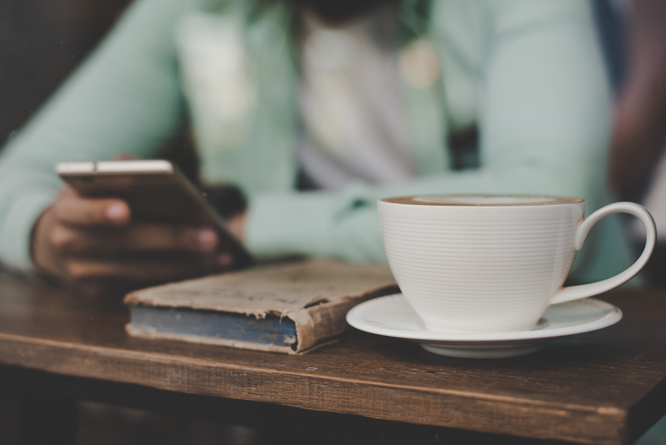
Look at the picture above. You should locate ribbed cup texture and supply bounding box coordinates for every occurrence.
[380,208,579,333]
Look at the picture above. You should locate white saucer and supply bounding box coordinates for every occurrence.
[346,294,622,359]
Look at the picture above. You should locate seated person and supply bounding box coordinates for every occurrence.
[0,0,620,291]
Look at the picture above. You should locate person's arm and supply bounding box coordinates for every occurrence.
[244,0,612,263]
[0,0,188,271]
[609,0,666,200]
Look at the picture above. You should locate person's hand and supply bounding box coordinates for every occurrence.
[226,210,247,242]
[32,186,235,295]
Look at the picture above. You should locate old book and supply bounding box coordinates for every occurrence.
[124,258,398,354]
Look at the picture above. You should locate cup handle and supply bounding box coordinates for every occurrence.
[550,202,656,304]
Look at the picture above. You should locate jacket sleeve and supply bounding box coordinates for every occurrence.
[245,0,612,263]
[0,0,187,271]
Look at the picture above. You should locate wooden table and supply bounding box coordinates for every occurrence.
[0,274,665,445]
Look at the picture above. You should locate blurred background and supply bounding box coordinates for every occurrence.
[0,0,132,147]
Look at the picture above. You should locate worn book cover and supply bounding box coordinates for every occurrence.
[124,258,398,353]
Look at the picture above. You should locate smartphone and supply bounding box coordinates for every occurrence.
[56,159,253,269]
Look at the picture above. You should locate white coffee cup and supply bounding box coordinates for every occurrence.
[378,195,656,333]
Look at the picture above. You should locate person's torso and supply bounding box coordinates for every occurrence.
[175,0,485,195]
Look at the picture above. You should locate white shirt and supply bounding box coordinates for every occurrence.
[297,5,416,190]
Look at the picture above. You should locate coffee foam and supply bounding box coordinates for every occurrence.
[382,195,583,206]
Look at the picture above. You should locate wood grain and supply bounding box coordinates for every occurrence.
[0,275,665,444]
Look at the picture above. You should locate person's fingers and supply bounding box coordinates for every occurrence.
[50,223,219,254]
[62,254,232,285]
[226,210,246,241]
[54,188,130,227]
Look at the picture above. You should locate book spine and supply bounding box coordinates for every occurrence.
[288,284,399,353]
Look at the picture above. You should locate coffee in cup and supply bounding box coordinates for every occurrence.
[378,195,656,333]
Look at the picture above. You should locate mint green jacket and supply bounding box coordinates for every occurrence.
[0,0,622,280]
